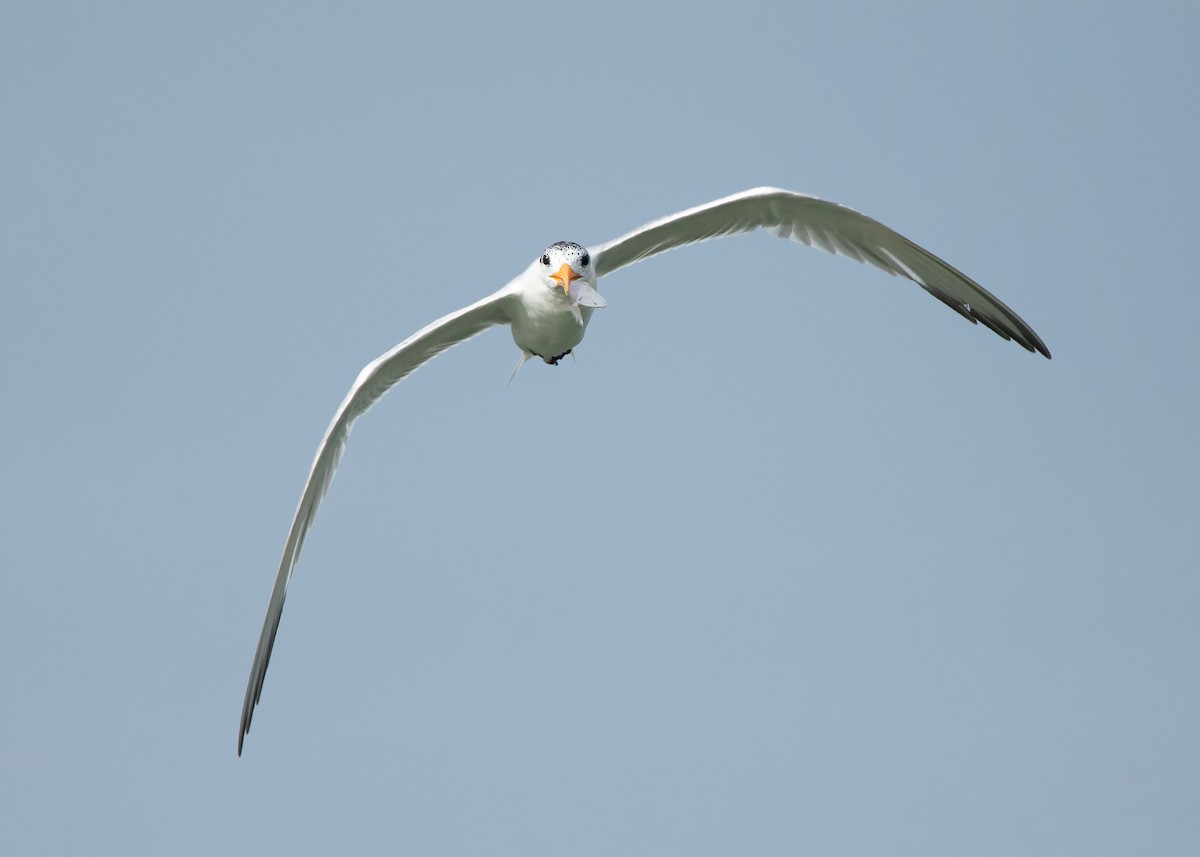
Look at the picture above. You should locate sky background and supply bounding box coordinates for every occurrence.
[3,1,1198,854]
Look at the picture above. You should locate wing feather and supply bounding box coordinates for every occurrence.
[238,287,514,754]
[589,187,1049,358]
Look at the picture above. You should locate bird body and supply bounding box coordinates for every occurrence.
[238,187,1050,754]
[506,255,598,363]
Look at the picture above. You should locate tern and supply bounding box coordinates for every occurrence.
[238,186,1050,754]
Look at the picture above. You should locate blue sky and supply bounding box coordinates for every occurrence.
[2,1,1197,854]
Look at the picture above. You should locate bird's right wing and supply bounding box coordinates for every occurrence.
[239,285,516,754]
[589,187,1049,357]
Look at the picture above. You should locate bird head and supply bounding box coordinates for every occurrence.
[539,241,590,294]
[539,241,606,311]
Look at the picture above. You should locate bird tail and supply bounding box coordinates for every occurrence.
[506,350,533,389]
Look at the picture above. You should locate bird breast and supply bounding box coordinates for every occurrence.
[509,285,593,361]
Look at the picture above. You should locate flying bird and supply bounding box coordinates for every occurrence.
[238,187,1050,754]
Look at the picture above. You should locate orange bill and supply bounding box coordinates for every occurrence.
[550,263,580,295]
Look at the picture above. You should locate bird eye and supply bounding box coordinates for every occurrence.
[581,252,590,267]
[541,254,550,266]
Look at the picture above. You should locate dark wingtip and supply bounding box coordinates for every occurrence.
[237,592,286,757]
[1024,332,1052,359]
[238,712,249,756]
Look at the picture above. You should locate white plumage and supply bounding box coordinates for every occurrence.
[238,187,1049,754]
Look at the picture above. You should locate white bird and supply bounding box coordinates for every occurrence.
[238,187,1050,754]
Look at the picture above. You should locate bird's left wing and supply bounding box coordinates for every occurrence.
[589,187,1049,357]
[239,286,516,754]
